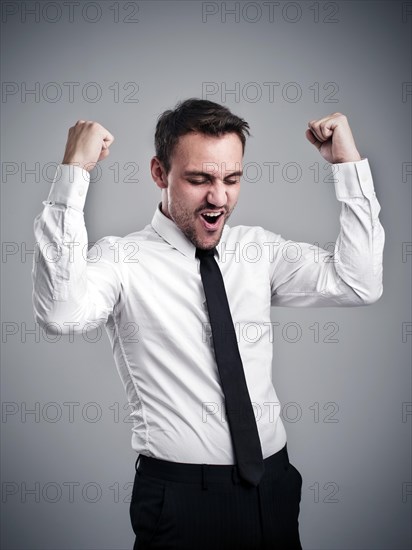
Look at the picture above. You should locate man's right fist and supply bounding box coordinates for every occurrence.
[62,120,114,172]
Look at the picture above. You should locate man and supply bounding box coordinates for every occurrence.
[32,99,385,549]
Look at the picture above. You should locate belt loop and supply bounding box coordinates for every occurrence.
[201,464,208,490]
[232,465,240,485]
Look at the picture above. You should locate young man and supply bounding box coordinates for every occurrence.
[32,99,384,549]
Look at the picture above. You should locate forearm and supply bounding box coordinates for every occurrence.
[332,158,384,304]
[269,159,385,307]
[31,165,121,331]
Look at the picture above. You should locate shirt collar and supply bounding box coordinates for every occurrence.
[151,203,227,260]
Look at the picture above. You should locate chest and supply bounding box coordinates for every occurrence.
[119,247,272,331]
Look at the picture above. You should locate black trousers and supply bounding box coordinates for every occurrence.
[130,444,302,550]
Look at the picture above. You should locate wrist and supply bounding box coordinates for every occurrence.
[61,159,95,173]
[333,151,362,164]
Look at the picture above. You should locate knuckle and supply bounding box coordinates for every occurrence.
[94,121,104,131]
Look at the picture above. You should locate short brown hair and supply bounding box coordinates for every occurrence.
[154,98,251,174]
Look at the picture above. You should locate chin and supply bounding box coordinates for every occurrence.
[181,220,224,250]
[196,234,222,250]
[197,242,218,251]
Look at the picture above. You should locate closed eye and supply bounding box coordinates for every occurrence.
[188,178,208,185]
[187,176,241,185]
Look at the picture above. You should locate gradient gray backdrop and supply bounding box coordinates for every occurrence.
[1,1,411,549]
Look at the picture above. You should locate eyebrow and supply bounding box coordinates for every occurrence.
[183,170,243,178]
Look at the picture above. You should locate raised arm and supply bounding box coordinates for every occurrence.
[269,113,385,307]
[31,121,122,332]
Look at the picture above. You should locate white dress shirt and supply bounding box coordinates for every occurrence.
[32,159,384,464]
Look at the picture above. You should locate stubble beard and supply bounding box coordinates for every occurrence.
[169,202,236,250]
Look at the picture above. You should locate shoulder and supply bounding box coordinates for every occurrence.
[220,224,285,265]
[222,223,282,244]
[87,223,158,264]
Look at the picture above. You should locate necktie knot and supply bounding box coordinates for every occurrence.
[196,247,216,259]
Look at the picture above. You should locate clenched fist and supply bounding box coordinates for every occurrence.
[305,112,361,164]
[62,120,114,172]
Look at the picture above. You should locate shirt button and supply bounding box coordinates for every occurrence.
[361,175,369,183]
[78,188,85,196]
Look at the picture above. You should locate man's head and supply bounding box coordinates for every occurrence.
[150,98,250,250]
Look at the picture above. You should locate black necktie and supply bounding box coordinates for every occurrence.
[196,247,264,487]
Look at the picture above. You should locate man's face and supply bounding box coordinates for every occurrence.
[158,132,243,250]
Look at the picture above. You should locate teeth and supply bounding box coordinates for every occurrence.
[203,212,221,217]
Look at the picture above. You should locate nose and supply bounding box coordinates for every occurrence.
[207,180,227,208]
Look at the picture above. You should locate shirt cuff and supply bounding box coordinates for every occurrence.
[332,158,376,200]
[44,164,90,212]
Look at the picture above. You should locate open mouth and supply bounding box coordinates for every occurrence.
[200,211,224,229]
[201,211,223,224]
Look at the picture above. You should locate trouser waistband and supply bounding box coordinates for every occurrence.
[135,444,290,487]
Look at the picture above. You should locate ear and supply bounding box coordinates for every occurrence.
[150,157,168,189]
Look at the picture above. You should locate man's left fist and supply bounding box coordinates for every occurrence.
[305,112,362,164]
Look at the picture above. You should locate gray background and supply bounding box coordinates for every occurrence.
[1,1,411,549]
